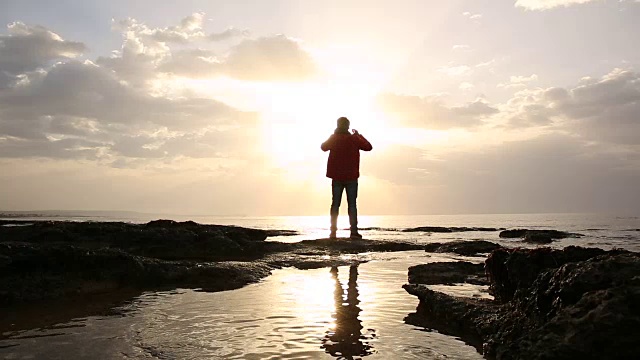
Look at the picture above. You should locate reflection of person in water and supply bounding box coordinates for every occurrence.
[321,264,375,359]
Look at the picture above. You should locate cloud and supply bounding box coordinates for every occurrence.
[511,74,539,83]
[363,133,640,214]
[158,35,317,81]
[376,94,498,129]
[498,74,539,89]
[0,15,319,164]
[112,13,246,46]
[223,35,317,81]
[504,68,640,143]
[438,134,640,213]
[515,0,597,10]
[99,15,314,84]
[0,22,86,79]
[0,60,257,160]
[158,48,221,77]
[462,12,483,20]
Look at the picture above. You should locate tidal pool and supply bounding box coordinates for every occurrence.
[1,251,486,359]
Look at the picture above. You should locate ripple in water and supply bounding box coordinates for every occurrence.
[1,251,485,359]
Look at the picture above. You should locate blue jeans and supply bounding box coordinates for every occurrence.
[330,180,358,232]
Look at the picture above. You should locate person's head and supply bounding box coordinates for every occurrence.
[337,117,350,131]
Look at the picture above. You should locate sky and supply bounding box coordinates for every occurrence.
[0,0,639,216]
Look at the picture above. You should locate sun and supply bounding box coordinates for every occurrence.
[258,83,389,174]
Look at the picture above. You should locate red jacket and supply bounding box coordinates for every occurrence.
[321,132,372,181]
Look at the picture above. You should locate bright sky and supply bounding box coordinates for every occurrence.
[1,0,639,215]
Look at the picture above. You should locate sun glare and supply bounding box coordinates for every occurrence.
[173,46,457,181]
[258,82,390,171]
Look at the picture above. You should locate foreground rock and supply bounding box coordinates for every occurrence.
[408,261,488,286]
[499,229,582,243]
[0,220,428,305]
[404,246,640,359]
[423,240,502,256]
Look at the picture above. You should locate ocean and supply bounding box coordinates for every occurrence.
[1,212,638,359]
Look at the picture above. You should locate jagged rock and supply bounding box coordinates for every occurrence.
[408,261,488,285]
[499,229,582,241]
[423,240,502,256]
[485,246,617,303]
[403,284,502,352]
[404,247,640,360]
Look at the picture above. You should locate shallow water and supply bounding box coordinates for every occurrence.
[1,213,638,359]
[1,251,487,359]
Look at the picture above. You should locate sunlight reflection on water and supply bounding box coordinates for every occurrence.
[0,252,485,359]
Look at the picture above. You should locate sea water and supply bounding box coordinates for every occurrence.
[1,213,638,359]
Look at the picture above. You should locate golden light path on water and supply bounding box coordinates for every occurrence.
[0,252,489,359]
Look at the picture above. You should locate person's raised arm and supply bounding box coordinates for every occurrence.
[321,135,335,152]
[352,129,372,151]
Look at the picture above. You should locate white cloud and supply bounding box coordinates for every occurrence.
[112,12,247,46]
[462,12,483,20]
[98,15,315,85]
[498,74,539,89]
[515,0,598,11]
[511,74,539,83]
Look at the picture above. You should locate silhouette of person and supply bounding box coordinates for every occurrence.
[321,117,372,239]
[321,265,375,359]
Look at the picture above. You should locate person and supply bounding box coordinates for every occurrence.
[321,117,372,239]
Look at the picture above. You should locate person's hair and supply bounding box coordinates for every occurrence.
[337,117,350,130]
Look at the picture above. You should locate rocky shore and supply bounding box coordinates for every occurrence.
[4,219,638,359]
[0,220,428,306]
[404,244,640,359]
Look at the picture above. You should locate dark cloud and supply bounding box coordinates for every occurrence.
[376,93,498,129]
[111,127,260,160]
[0,60,257,160]
[0,22,86,75]
[0,137,106,159]
[363,134,640,214]
[0,15,315,163]
[506,68,640,144]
